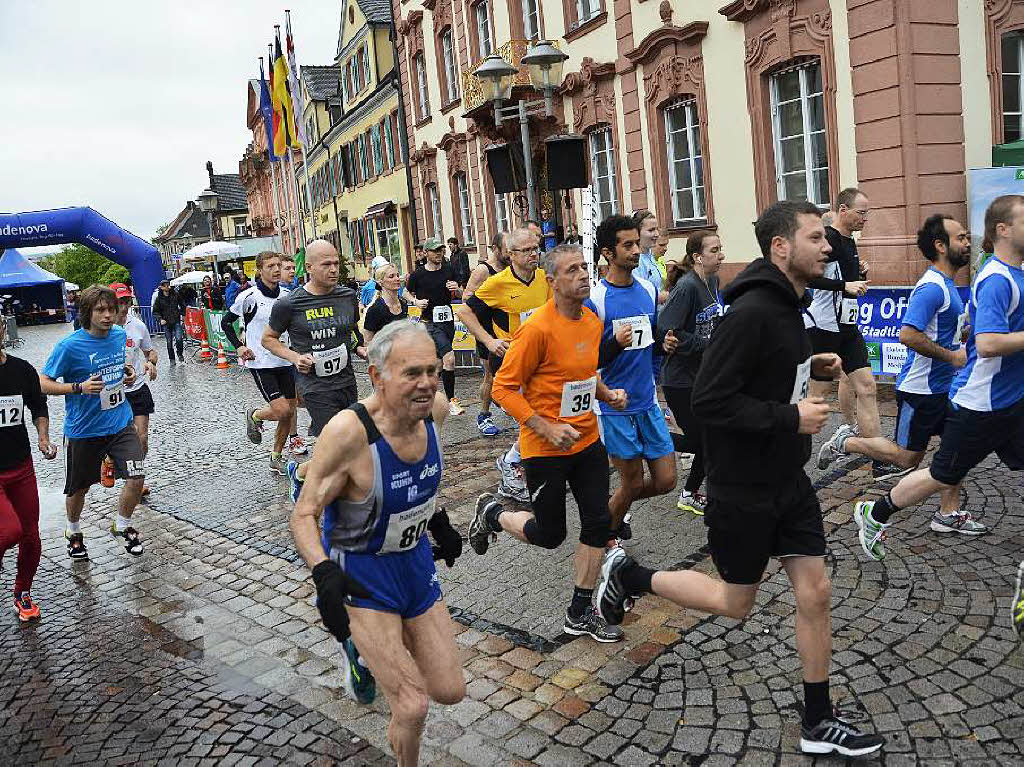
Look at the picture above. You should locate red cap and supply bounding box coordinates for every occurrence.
[109,283,134,299]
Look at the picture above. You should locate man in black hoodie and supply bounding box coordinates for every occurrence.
[595,201,884,758]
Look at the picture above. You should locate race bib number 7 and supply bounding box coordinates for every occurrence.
[100,383,125,411]
[612,315,653,350]
[559,376,597,418]
[0,395,24,428]
[380,497,436,553]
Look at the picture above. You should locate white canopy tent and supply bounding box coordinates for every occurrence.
[181,241,242,278]
[170,270,212,287]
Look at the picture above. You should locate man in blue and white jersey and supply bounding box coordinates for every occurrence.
[290,320,465,764]
[853,195,1024,560]
[586,215,677,540]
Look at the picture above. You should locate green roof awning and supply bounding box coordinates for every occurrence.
[992,139,1024,167]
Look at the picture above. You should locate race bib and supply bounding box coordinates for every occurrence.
[840,298,859,325]
[612,315,653,350]
[312,345,348,377]
[0,395,24,428]
[100,382,125,411]
[380,497,435,554]
[559,376,597,418]
[432,305,453,323]
[790,358,811,404]
[955,312,967,344]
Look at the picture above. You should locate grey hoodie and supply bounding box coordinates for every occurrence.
[658,269,721,388]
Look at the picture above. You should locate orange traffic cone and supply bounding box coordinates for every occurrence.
[199,337,213,360]
[216,343,229,370]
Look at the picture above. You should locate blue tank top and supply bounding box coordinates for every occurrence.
[321,402,444,555]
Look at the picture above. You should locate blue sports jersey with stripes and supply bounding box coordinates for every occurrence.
[896,268,964,395]
[950,257,1024,412]
[585,277,659,415]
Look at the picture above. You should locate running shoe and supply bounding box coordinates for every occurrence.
[816,423,855,470]
[289,435,308,456]
[100,456,116,488]
[245,406,263,444]
[341,637,376,704]
[800,712,884,757]
[1012,560,1024,636]
[929,511,987,535]
[287,460,303,504]
[610,513,633,541]
[872,462,912,482]
[269,454,287,476]
[141,485,151,497]
[853,501,887,561]
[496,454,529,503]
[563,606,623,643]
[596,546,635,626]
[13,592,40,622]
[677,491,706,516]
[65,531,88,560]
[448,398,466,416]
[110,523,144,556]
[469,492,501,555]
[476,412,501,437]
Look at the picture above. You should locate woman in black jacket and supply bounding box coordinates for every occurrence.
[657,230,725,515]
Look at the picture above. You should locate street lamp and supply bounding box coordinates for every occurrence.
[196,187,220,278]
[473,40,568,222]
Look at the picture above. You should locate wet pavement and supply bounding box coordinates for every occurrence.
[2,322,1023,766]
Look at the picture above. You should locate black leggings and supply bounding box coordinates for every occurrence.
[663,386,705,494]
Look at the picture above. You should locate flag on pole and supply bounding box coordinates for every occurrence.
[258,58,278,162]
[284,11,307,149]
[271,30,299,155]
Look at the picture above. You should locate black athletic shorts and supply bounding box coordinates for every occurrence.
[477,341,490,362]
[250,366,297,402]
[303,383,359,437]
[426,322,455,358]
[126,384,155,417]
[895,391,949,453]
[521,439,611,549]
[63,424,145,495]
[807,325,870,379]
[705,472,826,585]
[929,399,1024,485]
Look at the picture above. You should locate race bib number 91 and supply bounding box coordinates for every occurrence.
[559,376,597,418]
[612,315,653,350]
[380,497,436,553]
[0,395,24,428]
[100,383,125,411]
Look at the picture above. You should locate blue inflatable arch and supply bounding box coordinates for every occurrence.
[0,207,164,306]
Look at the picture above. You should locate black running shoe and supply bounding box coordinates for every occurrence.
[610,513,633,541]
[800,713,884,757]
[468,493,501,555]
[563,607,623,643]
[110,523,144,556]
[872,461,911,482]
[596,546,634,625]
[65,531,88,560]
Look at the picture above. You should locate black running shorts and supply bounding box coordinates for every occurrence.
[807,325,870,379]
[63,425,145,495]
[894,391,949,453]
[929,399,1024,486]
[303,383,359,437]
[426,321,455,358]
[126,384,155,417]
[705,472,826,585]
[249,366,297,402]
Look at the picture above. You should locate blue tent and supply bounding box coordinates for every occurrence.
[0,247,66,323]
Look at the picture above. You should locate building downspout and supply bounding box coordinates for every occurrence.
[388,0,419,267]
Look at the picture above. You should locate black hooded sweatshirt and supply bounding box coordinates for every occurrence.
[691,257,813,503]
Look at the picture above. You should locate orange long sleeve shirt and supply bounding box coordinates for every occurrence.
[492,300,603,458]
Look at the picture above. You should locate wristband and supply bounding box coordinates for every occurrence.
[72,382,81,394]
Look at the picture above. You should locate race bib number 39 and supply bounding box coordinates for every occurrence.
[380,497,435,553]
[559,376,597,418]
[840,298,859,325]
[0,395,24,428]
[313,345,348,377]
[100,383,125,411]
[432,305,453,323]
[790,358,811,404]
[612,315,653,350]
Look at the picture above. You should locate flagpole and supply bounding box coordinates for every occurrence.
[286,9,317,241]
[270,40,297,253]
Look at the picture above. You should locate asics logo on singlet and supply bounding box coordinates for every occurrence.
[419,463,439,480]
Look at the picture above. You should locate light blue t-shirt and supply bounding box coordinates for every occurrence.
[896,268,964,396]
[43,326,133,438]
[585,277,658,415]
[950,257,1024,412]
[633,251,662,292]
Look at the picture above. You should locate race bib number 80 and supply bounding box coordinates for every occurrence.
[380,497,436,553]
[0,395,24,428]
[559,376,597,418]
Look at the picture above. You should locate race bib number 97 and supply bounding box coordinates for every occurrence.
[0,395,24,428]
[380,497,435,553]
[313,345,348,377]
[612,315,653,350]
[559,376,597,418]
[100,383,125,411]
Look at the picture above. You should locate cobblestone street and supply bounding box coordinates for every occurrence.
[3,323,1023,766]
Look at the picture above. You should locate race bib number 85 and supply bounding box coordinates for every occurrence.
[0,395,24,428]
[380,497,436,553]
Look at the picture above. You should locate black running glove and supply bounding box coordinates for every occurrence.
[428,508,463,568]
[311,560,371,642]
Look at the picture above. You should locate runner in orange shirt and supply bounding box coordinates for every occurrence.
[468,244,629,642]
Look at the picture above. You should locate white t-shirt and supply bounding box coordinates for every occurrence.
[229,284,292,369]
[123,314,154,393]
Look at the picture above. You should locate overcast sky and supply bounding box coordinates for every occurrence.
[0,1,341,251]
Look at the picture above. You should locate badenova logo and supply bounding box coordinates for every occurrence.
[85,233,116,254]
[0,223,48,236]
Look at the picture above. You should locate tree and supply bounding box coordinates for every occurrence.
[38,244,130,289]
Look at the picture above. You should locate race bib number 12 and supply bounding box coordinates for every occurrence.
[0,395,24,428]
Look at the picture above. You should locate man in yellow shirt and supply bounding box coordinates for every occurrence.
[468,244,628,642]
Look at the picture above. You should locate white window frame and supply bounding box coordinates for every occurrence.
[664,99,706,226]
[375,213,401,265]
[233,218,248,238]
[455,173,475,245]
[1003,34,1024,142]
[415,53,430,119]
[576,0,600,25]
[494,193,511,234]
[427,183,443,237]
[371,125,384,175]
[441,29,460,104]
[769,60,829,206]
[475,2,493,59]
[384,117,396,168]
[588,126,618,222]
[522,0,541,40]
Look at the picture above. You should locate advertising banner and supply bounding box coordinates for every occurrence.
[202,309,239,353]
[967,166,1024,272]
[183,307,207,342]
[855,286,969,377]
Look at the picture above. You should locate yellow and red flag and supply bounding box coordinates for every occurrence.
[271,31,299,155]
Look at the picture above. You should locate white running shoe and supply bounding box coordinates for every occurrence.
[289,435,308,455]
[929,511,987,535]
[448,398,466,416]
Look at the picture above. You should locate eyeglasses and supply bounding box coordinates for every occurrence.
[853,209,870,216]
[511,247,539,255]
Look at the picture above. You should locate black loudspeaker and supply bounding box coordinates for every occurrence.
[485,143,527,193]
[545,134,588,190]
